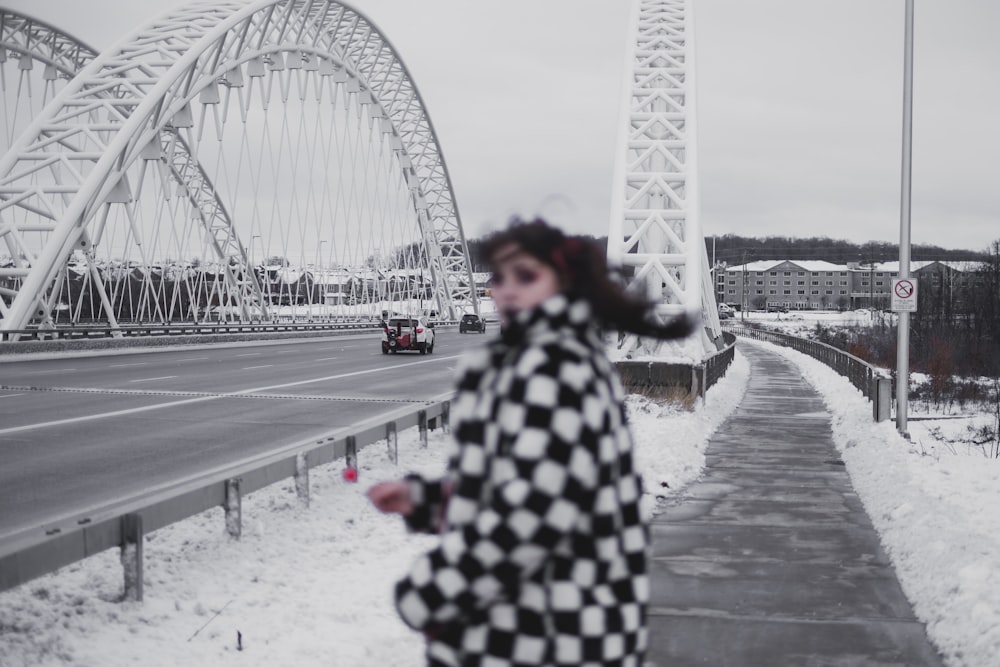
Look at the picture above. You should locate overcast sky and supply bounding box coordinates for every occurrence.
[5,0,998,251]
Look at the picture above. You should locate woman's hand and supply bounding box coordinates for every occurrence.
[366,480,414,516]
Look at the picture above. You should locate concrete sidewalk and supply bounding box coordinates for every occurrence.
[646,342,944,667]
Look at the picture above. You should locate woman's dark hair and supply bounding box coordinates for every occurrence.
[481,217,694,340]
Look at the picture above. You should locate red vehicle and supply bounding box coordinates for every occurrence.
[381,316,436,354]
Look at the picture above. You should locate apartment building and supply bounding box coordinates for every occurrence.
[715,259,973,311]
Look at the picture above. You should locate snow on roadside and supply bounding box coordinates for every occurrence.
[629,350,751,518]
[0,350,750,667]
[753,339,1000,667]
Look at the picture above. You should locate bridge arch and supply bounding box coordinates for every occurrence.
[0,1,476,333]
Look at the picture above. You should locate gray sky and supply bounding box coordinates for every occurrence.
[5,0,999,251]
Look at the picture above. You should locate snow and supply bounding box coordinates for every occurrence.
[728,308,897,337]
[752,339,1000,667]
[2,339,998,667]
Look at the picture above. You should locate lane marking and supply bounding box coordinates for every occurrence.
[0,354,462,435]
[109,362,148,368]
[235,353,261,357]
[174,357,209,362]
[128,376,177,383]
[0,393,26,399]
[315,357,339,361]
[31,369,76,374]
[243,365,273,370]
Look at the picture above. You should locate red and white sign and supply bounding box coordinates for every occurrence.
[891,278,918,312]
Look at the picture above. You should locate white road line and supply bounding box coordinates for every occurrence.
[0,354,462,435]
[32,369,76,374]
[128,376,177,383]
[243,365,273,370]
[109,362,148,368]
[235,353,261,357]
[315,357,338,361]
[0,393,25,399]
[175,357,209,362]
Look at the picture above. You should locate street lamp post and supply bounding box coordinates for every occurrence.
[896,0,915,436]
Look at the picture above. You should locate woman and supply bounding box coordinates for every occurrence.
[367,218,695,666]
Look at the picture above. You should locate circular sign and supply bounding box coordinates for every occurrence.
[894,279,914,299]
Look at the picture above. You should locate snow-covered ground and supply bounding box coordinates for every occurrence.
[2,338,998,667]
[0,350,750,667]
[727,308,895,338]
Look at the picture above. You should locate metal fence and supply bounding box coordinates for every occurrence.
[703,332,738,394]
[726,325,892,422]
[0,397,451,600]
[1,319,459,343]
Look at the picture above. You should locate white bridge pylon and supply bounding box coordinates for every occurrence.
[609,0,722,361]
[0,1,477,336]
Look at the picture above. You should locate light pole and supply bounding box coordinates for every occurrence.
[896,0,915,436]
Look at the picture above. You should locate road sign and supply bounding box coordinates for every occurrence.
[891,278,918,312]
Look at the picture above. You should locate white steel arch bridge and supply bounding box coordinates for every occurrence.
[0,0,476,337]
[1,0,720,364]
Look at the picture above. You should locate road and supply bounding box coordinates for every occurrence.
[0,328,491,539]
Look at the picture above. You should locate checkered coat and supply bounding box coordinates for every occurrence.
[396,295,649,666]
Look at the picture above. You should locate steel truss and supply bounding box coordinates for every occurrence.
[609,0,722,360]
[0,1,476,335]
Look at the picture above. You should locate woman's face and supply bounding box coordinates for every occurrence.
[489,243,561,323]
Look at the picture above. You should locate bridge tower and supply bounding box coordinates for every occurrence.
[609,0,722,361]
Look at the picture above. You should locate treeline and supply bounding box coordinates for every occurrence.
[705,234,986,265]
[467,232,987,270]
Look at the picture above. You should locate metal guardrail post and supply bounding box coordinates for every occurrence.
[441,401,451,434]
[345,435,357,470]
[874,377,893,422]
[418,410,428,448]
[224,478,242,539]
[120,513,144,602]
[294,452,310,508]
[386,421,398,464]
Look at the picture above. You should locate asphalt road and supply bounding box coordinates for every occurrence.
[0,328,492,539]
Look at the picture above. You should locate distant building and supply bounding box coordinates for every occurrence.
[715,259,975,311]
[718,260,849,311]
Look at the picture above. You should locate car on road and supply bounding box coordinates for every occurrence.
[381,316,435,354]
[459,313,487,334]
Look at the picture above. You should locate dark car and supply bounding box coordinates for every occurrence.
[459,313,486,333]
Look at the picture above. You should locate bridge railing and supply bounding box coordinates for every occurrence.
[0,319,460,343]
[726,325,892,422]
[0,396,452,600]
[614,332,737,402]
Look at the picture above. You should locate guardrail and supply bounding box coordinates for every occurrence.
[1,319,460,343]
[703,332,738,395]
[726,325,892,422]
[0,397,452,600]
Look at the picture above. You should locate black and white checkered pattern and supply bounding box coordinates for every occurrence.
[397,295,649,666]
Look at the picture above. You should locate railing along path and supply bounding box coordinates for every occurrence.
[726,325,892,422]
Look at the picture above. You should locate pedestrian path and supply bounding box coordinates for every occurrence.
[646,342,944,667]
